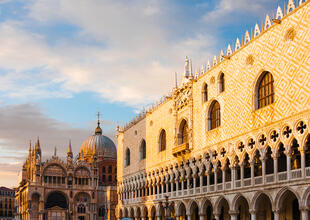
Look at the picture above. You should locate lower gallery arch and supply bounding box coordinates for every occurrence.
[150,205,156,220]
[188,200,199,220]
[276,189,300,220]
[215,197,229,220]
[141,206,148,219]
[45,191,68,220]
[129,207,135,219]
[233,195,250,220]
[253,193,273,220]
[136,206,141,220]
[201,199,214,220]
[124,207,128,218]
[176,202,186,220]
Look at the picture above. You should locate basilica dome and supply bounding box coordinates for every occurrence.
[80,121,116,159]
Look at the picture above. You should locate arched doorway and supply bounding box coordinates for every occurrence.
[202,199,214,220]
[74,192,91,220]
[278,190,300,220]
[45,191,68,220]
[31,193,40,220]
[216,198,229,220]
[178,202,186,220]
[254,193,273,220]
[189,201,199,220]
[234,196,250,220]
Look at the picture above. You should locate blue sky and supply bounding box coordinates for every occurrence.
[0,0,286,186]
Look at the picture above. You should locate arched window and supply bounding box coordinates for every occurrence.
[159,130,166,151]
[219,73,225,93]
[140,139,146,160]
[256,71,274,109]
[108,166,112,173]
[209,101,221,130]
[178,119,189,145]
[125,148,130,167]
[202,83,208,102]
[77,204,86,213]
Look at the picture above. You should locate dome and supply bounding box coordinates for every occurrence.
[80,121,116,159]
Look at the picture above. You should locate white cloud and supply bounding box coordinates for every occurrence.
[0,0,215,107]
[202,0,272,24]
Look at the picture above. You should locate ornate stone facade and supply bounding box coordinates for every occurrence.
[15,121,117,220]
[116,1,310,220]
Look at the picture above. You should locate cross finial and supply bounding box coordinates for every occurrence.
[97,112,100,123]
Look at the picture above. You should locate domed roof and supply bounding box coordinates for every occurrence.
[80,121,116,159]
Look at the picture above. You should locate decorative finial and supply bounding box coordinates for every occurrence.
[54,146,57,157]
[95,112,103,135]
[175,72,178,88]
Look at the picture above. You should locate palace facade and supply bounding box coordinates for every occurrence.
[116,1,310,220]
[16,121,117,220]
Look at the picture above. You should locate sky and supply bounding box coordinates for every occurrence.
[0,0,286,187]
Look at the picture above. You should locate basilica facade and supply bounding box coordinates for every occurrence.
[15,121,117,220]
[116,1,310,220]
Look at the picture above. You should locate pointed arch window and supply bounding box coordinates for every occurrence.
[202,83,208,102]
[208,101,221,130]
[219,73,225,93]
[125,148,130,167]
[140,139,146,160]
[159,130,166,152]
[178,119,189,145]
[256,71,274,109]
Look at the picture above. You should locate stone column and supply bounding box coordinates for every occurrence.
[199,174,203,189]
[273,156,278,182]
[214,214,220,220]
[176,216,180,220]
[206,172,210,192]
[222,169,226,190]
[187,177,190,189]
[156,216,161,220]
[287,154,291,180]
[199,214,205,220]
[230,213,238,220]
[240,164,244,187]
[302,209,309,220]
[181,179,184,195]
[193,176,197,188]
[161,183,164,194]
[176,181,179,191]
[214,167,217,191]
[187,214,191,220]
[301,150,305,178]
[171,181,174,192]
[250,211,256,220]
[250,160,255,186]
[273,210,280,220]
[231,166,235,189]
[261,157,266,184]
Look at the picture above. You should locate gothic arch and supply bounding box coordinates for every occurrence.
[175,201,186,217]
[214,196,230,214]
[231,194,250,212]
[44,191,68,209]
[274,187,301,211]
[187,199,199,215]
[301,186,310,208]
[200,197,213,215]
[250,191,274,211]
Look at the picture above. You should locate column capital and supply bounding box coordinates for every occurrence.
[228,210,239,215]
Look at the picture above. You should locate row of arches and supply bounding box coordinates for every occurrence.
[119,130,310,200]
[119,187,310,220]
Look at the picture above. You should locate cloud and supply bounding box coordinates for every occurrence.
[202,0,274,24]
[0,0,216,107]
[0,103,116,187]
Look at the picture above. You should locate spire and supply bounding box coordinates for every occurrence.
[95,112,103,135]
[68,139,72,154]
[184,56,190,77]
[54,146,57,157]
[35,137,40,151]
[28,140,32,154]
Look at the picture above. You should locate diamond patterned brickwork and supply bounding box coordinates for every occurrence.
[117,2,310,181]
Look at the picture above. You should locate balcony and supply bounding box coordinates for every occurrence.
[172,143,190,156]
[121,166,310,204]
